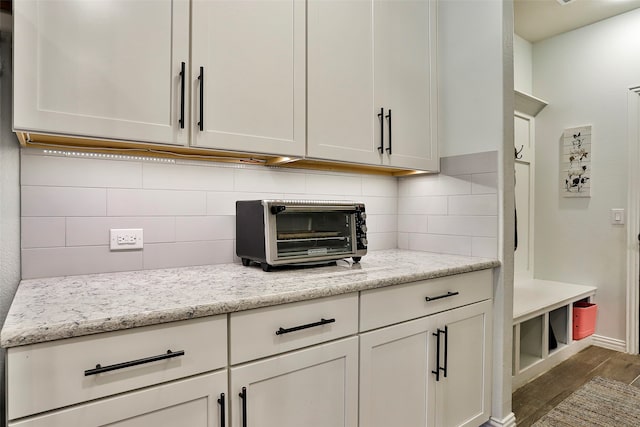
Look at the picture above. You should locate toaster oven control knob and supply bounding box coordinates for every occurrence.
[360,213,367,220]
[360,237,368,246]
[360,225,368,233]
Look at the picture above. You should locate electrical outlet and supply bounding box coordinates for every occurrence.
[110,228,144,251]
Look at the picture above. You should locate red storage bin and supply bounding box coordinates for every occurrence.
[573,302,597,340]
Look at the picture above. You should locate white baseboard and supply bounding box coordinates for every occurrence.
[592,334,627,352]
[483,412,516,427]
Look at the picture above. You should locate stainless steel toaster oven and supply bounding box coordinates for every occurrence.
[236,200,367,271]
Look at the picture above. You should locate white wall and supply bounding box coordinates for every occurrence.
[0,31,20,424]
[514,34,533,94]
[438,0,507,158]
[533,8,640,343]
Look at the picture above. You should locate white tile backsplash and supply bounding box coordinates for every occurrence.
[175,216,235,241]
[365,214,397,233]
[448,194,498,216]
[143,162,234,191]
[398,196,448,215]
[399,174,471,197]
[305,173,362,195]
[427,216,497,237]
[398,151,499,258]
[21,154,142,188]
[367,232,398,251]
[472,237,498,258]
[21,217,66,249]
[66,217,176,246]
[471,172,498,195]
[22,246,143,279]
[20,149,498,277]
[234,168,306,193]
[143,240,234,270]
[107,189,207,216]
[362,175,399,197]
[408,233,472,256]
[22,186,107,217]
[207,192,284,215]
[398,215,429,234]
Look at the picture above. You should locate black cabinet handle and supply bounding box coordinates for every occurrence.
[385,109,392,154]
[239,387,247,427]
[432,328,447,381]
[198,66,204,131]
[84,349,184,376]
[425,291,459,302]
[179,62,185,129]
[218,393,226,427]
[377,107,384,154]
[443,325,449,378]
[275,318,335,335]
[431,329,441,381]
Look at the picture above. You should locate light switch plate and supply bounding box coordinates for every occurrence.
[610,208,625,225]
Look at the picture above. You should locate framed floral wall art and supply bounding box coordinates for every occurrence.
[562,125,591,198]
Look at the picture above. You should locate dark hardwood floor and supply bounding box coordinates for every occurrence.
[512,346,640,427]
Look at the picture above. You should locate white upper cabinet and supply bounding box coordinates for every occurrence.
[375,0,438,170]
[306,0,378,164]
[307,0,438,171]
[14,0,190,146]
[190,0,306,157]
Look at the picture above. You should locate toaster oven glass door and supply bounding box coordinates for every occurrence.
[274,210,354,260]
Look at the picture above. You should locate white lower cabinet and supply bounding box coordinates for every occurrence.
[360,300,492,427]
[5,271,493,427]
[9,370,227,427]
[230,337,359,427]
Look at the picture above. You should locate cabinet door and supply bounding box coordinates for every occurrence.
[230,337,358,427]
[191,0,305,157]
[375,0,438,170]
[14,0,189,146]
[359,315,438,427]
[9,371,227,427]
[306,0,380,165]
[435,300,493,427]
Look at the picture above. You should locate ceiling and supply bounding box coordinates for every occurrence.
[515,0,640,42]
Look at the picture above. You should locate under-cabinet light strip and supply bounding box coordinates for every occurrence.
[43,149,176,163]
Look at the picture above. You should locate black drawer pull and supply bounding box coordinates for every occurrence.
[425,291,459,302]
[218,392,226,427]
[84,349,185,376]
[275,318,336,335]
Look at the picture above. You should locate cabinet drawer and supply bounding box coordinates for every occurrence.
[360,269,493,331]
[7,315,226,420]
[230,293,358,364]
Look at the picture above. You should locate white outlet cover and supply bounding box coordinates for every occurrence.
[110,228,144,250]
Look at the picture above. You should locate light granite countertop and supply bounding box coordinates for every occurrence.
[1,249,499,348]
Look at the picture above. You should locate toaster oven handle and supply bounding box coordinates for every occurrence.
[270,205,287,215]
